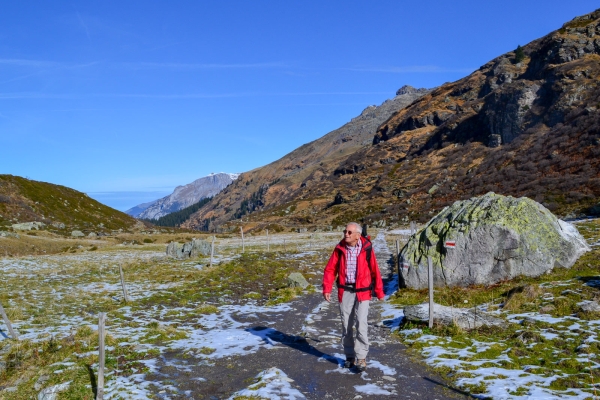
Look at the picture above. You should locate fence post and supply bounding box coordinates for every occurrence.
[210,236,215,268]
[266,229,269,252]
[283,239,286,252]
[0,302,18,340]
[118,264,129,303]
[97,312,106,400]
[428,256,434,328]
[240,227,245,253]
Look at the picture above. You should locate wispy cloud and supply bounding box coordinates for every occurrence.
[76,12,92,43]
[119,61,287,69]
[0,59,59,68]
[0,91,389,100]
[343,65,475,73]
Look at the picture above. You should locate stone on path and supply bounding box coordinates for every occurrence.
[399,192,590,289]
[38,382,70,400]
[71,230,85,237]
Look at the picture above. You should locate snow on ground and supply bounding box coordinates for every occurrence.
[228,367,306,399]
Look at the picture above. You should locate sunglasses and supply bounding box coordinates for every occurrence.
[343,230,357,235]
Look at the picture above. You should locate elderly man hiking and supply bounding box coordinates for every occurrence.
[322,222,385,372]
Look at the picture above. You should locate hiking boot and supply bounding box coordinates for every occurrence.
[355,359,367,372]
[344,357,355,368]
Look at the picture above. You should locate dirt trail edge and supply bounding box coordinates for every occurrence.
[148,232,471,399]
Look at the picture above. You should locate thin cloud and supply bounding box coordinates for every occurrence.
[0,59,59,68]
[76,12,92,43]
[344,65,475,73]
[0,91,390,100]
[119,61,287,69]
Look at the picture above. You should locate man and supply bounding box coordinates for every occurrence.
[322,222,385,372]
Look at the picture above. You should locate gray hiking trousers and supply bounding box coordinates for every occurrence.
[339,290,370,360]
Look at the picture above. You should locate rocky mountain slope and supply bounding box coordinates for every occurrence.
[181,86,429,230]
[0,175,139,234]
[186,8,600,232]
[128,172,239,220]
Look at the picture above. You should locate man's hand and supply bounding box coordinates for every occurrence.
[323,292,332,302]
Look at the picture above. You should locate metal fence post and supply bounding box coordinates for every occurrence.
[97,312,106,400]
[428,256,434,329]
[0,302,18,340]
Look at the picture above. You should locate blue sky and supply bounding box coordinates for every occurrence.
[1,1,598,210]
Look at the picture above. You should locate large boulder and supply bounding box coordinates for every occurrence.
[399,192,590,289]
[190,239,211,258]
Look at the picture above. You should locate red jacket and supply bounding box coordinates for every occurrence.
[322,236,385,302]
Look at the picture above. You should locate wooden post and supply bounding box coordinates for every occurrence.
[266,229,269,252]
[283,239,286,252]
[428,256,434,328]
[410,221,416,235]
[210,236,215,267]
[97,312,106,400]
[240,227,245,253]
[0,302,18,340]
[118,264,129,303]
[310,234,312,250]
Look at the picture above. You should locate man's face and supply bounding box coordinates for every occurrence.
[344,225,360,247]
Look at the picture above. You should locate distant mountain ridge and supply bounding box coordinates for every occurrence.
[127,173,239,220]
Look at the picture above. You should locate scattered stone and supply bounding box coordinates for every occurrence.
[286,273,309,289]
[399,192,590,289]
[71,231,85,237]
[580,301,600,313]
[37,381,70,400]
[12,221,45,231]
[539,305,556,314]
[34,375,50,391]
[403,302,505,330]
[87,232,97,237]
[166,238,211,259]
[51,222,65,229]
[0,232,20,239]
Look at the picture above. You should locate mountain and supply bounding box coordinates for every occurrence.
[130,173,239,220]
[185,8,600,232]
[125,200,156,218]
[181,86,429,230]
[0,175,139,234]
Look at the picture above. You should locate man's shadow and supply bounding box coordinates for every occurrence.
[246,326,348,369]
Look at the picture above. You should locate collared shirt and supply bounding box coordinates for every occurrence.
[345,238,362,284]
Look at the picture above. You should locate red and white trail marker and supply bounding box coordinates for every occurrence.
[402,263,410,270]
[444,240,456,249]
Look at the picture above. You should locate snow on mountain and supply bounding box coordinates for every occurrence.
[126,173,239,220]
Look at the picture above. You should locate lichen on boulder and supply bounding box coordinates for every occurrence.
[399,192,590,289]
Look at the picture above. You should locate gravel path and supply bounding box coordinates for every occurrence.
[146,232,470,399]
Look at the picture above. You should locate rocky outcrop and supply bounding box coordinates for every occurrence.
[129,173,239,220]
[403,302,505,330]
[399,192,590,289]
[12,221,45,231]
[166,238,212,259]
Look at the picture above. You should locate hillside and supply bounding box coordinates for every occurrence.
[182,9,600,232]
[128,172,239,220]
[182,86,429,230]
[0,174,140,234]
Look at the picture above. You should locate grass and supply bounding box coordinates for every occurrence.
[0,230,332,396]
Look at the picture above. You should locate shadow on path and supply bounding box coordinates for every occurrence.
[246,326,343,367]
[423,377,478,398]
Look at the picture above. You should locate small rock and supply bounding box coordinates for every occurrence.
[382,376,396,381]
[71,230,84,237]
[539,305,556,314]
[580,301,600,313]
[286,273,309,289]
[87,232,97,237]
[51,222,65,229]
[34,375,50,391]
[38,381,70,400]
